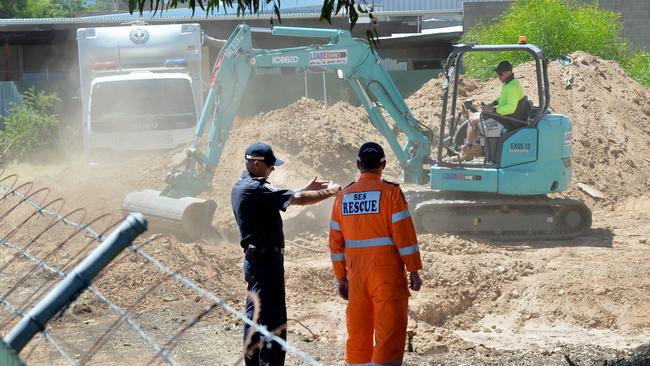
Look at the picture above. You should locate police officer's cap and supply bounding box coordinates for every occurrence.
[495,60,513,74]
[357,142,386,168]
[245,142,284,166]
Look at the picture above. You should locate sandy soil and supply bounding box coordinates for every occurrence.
[0,51,648,365]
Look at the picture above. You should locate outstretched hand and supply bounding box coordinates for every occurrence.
[301,176,330,191]
[302,177,342,193]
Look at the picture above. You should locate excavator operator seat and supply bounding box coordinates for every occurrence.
[480,96,533,164]
[480,117,505,164]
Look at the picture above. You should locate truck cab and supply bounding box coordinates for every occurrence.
[77,23,203,153]
[88,72,197,150]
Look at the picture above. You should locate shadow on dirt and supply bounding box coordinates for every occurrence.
[573,343,650,366]
[468,227,614,250]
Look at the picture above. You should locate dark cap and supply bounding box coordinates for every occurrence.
[357,142,386,168]
[245,142,284,166]
[495,60,513,74]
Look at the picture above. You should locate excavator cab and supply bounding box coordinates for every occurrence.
[432,43,571,195]
[407,43,591,238]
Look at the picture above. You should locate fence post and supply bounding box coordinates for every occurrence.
[322,72,327,106]
[304,70,309,98]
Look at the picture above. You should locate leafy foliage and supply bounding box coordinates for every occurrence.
[29,0,89,17]
[620,49,650,88]
[0,88,60,160]
[460,0,648,88]
[130,0,379,49]
[93,0,130,11]
[0,0,89,18]
[0,2,27,18]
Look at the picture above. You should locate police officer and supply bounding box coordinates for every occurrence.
[329,142,423,365]
[231,142,340,366]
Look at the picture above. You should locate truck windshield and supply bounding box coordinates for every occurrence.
[89,78,197,133]
[91,78,195,119]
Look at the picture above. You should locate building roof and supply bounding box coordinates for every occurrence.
[380,25,463,40]
[0,8,461,27]
[378,26,463,47]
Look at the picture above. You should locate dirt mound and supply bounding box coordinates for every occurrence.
[410,52,650,209]
[202,98,402,235]
[215,97,401,183]
[29,98,403,241]
[409,234,539,329]
[6,51,650,365]
[517,51,650,208]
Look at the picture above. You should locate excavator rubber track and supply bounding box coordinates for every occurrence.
[404,189,592,241]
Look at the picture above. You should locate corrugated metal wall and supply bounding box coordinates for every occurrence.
[383,0,511,11]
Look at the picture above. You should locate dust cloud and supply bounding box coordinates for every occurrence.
[5,51,649,365]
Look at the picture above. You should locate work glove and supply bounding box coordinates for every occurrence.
[337,277,349,300]
[409,271,422,291]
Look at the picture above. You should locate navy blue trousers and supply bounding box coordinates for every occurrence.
[243,251,287,366]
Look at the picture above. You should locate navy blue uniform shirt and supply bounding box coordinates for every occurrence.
[231,171,295,250]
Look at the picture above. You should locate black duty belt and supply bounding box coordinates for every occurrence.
[245,245,284,255]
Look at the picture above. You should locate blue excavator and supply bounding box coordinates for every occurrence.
[122,25,592,241]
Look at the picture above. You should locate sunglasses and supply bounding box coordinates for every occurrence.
[247,158,274,170]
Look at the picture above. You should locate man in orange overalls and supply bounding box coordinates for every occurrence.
[329,142,423,365]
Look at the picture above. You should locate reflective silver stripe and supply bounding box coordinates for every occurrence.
[391,209,411,223]
[330,220,341,231]
[345,237,394,248]
[398,243,419,256]
[330,253,345,262]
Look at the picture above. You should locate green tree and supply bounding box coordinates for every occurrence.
[621,49,650,88]
[131,0,380,48]
[28,0,89,17]
[0,1,27,17]
[0,0,90,18]
[93,0,130,12]
[0,88,60,160]
[460,0,649,88]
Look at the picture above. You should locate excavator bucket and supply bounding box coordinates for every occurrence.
[121,190,217,242]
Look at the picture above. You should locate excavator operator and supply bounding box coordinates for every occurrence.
[328,142,423,365]
[461,60,528,161]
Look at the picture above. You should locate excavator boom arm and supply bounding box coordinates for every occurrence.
[124,24,433,241]
[123,27,592,242]
[163,24,432,199]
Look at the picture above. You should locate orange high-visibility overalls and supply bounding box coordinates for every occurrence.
[329,172,422,365]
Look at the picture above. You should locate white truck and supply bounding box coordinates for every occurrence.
[77,23,203,152]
